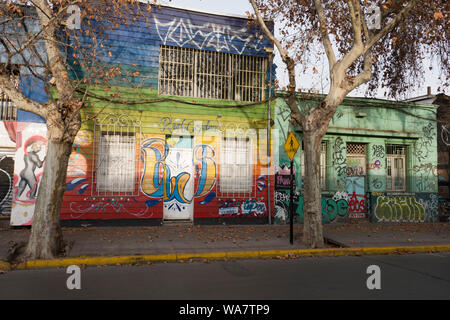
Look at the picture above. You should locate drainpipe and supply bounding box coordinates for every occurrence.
[265,48,274,224]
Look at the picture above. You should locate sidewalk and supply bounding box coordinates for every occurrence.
[0,222,449,270]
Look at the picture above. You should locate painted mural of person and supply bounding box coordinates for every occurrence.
[17,139,46,199]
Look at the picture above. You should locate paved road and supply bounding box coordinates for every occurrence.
[0,253,449,301]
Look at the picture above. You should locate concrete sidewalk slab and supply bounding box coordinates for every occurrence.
[0,225,307,261]
[323,222,450,248]
[1,222,449,271]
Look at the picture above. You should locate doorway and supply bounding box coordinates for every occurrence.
[163,135,195,221]
[346,143,367,218]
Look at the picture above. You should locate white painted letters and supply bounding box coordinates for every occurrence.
[66,265,81,290]
[66,5,81,30]
[366,265,381,290]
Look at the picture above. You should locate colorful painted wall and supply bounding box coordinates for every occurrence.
[5,4,274,225]
[434,94,450,220]
[0,121,16,216]
[8,86,273,226]
[274,94,439,224]
[67,4,272,90]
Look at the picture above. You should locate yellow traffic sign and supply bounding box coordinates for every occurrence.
[284,131,300,161]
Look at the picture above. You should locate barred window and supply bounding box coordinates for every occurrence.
[219,137,253,196]
[92,114,141,196]
[0,71,19,121]
[159,45,267,102]
[386,145,406,191]
[346,143,367,177]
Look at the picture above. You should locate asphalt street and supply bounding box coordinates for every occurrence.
[0,252,449,301]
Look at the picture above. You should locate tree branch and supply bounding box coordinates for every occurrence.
[340,0,365,72]
[362,0,419,55]
[249,0,297,95]
[313,0,337,70]
[0,70,47,118]
[33,0,74,104]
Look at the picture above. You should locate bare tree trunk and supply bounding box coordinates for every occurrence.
[21,136,73,260]
[300,89,344,248]
[19,107,81,261]
[302,130,325,248]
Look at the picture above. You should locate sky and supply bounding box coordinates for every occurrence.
[158,0,446,101]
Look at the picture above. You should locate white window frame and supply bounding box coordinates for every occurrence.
[92,114,141,196]
[219,137,254,197]
[386,145,406,192]
[96,133,136,194]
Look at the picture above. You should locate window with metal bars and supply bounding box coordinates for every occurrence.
[219,137,254,197]
[0,71,19,121]
[301,142,327,190]
[346,143,366,155]
[92,114,141,196]
[346,143,367,177]
[158,45,267,102]
[386,145,406,191]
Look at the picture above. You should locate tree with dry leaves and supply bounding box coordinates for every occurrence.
[0,0,154,260]
[249,0,448,247]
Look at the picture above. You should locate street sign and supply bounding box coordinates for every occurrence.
[284,131,300,161]
[283,131,300,245]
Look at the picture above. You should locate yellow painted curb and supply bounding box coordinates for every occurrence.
[7,244,450,270]
[0,261,11,271]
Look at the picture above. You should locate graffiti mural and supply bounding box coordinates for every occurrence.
[140,136,217,219]
[153,16,265,55]
[441,124,450,147]
[414,122,435,162]
[332,137,346,178]
[413,163,437,192]
[16,136,46,200]
[0,155,14,216]
[218,199,240,216]
[10,123,47,226]
[69,196,150,218]
[345,176,366,218]
[370,177,383,190]
[372,145,385,158]
[374,196,426,222]
[274,190,349,224]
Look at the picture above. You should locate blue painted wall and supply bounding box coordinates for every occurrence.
[68,4,272,89]
[2,4,273,124]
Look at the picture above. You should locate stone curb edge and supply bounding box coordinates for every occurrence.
[2,245,450,271]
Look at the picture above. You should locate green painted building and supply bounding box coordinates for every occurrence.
[274,93,439,224]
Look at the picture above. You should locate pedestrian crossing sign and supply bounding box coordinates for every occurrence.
[284,131,300,161]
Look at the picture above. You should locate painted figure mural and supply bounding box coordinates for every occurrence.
[16,137,46,200]
[10,123,47,226]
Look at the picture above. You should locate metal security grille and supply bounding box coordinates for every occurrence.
[386,145,406,191]
[387,145,406,155]
[92,114,141,196]
[159,45,267,102]
[347,143,366,155]
[0,74,19,121]
[0,92,17,121]
[219,137,255,198]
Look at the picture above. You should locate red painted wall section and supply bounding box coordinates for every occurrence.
[60,131,274,221]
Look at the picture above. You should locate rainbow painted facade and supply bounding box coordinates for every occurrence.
[2,4,276,226]
[0,4,442,226]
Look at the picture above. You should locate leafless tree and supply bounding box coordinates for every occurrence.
[249,0,448,247]
[0,0,154,259]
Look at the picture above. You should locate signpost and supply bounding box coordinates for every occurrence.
[283,131,300,245]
